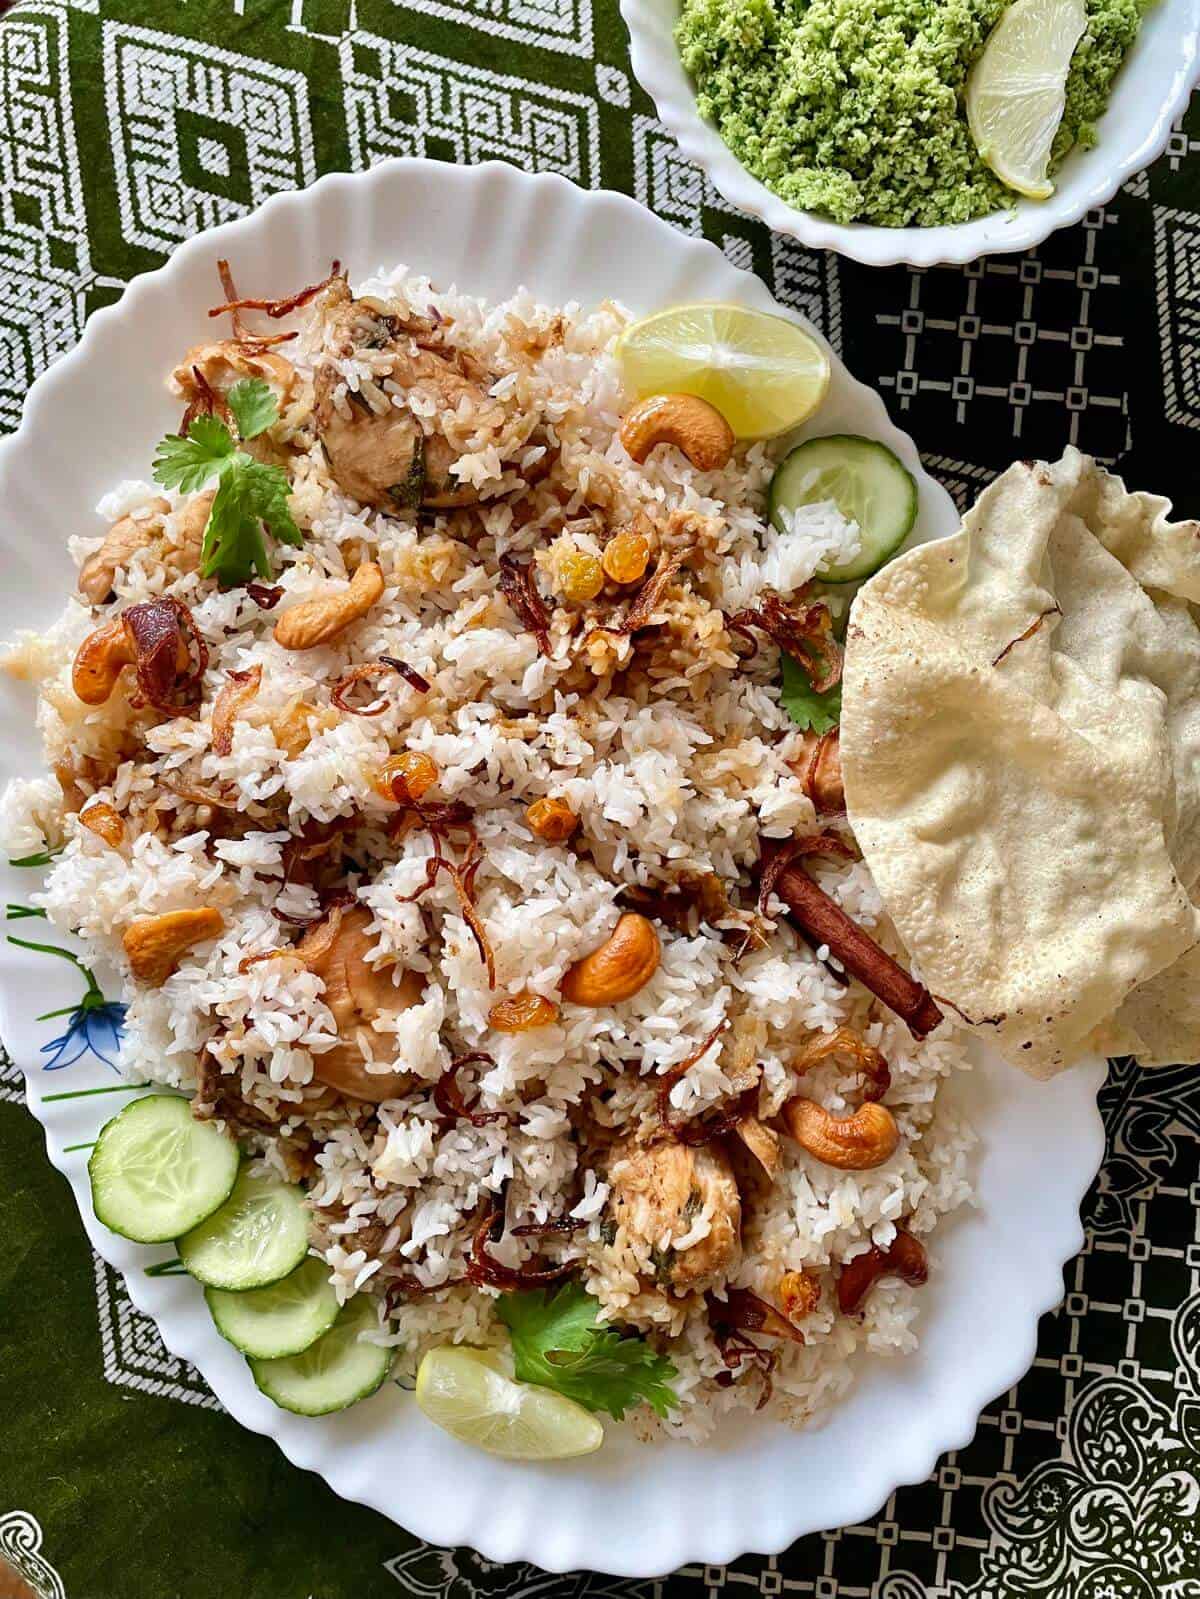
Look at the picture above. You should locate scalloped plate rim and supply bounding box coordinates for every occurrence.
[0,157,1108,1577]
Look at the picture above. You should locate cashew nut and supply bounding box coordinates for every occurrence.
[72,619,136,705]
[837,1230,928,1315]
[273,562,385,651]
[71,613,190,706]
[561,912,660,1006]
[619,393,735,473]
[781,1098,899,1170]
[78,501,171,606]
[123,907,224,985]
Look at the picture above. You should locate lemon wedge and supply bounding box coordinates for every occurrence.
[966,0,1087,200]
[415,1346,604,1461]
[616,302,830,440]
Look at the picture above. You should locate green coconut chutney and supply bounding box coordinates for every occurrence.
[676,0,1149,227]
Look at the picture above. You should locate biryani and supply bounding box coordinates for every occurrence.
[1,262,974,1445]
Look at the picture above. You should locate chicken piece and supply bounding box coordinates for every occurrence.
[607,1135,742,1295]
[168,490,214,574]
[296,904,424,1103]
[313,280,504,512]
[78,500,171,605]
[171,341,297,407]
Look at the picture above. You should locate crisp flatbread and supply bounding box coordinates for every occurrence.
[841,448,1200,1077]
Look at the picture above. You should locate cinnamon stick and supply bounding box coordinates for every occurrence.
[775,864,943,1039]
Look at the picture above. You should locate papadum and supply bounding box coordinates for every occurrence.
[841,447,1200,1077]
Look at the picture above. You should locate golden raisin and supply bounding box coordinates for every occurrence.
[374,751,439,804]
[489,989,561,1033]
[79,802,125,848]
[602,530,650,586]
[558,548,604,604]
[779,1268,822,1322]
[525,796,578,842]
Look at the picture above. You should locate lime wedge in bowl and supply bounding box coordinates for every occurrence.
[416,1346,604,1460]
[616,303,830,439]
[966,0,1088,200]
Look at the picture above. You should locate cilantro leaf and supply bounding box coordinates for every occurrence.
[151,392,302,586]
[226,377,278,441]
[498,1281,679,1421]
[201,456,301,584]
[780,651,842,735]
[152,415,237,495]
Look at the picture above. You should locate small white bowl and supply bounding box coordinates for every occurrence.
[621,0,1200,267]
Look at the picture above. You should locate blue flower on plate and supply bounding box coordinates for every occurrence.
[7,931,127,1072]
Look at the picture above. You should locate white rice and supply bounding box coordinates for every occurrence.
[1,264,974,1443]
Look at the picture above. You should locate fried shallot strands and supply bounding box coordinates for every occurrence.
[837,1230,929,1315]
[498,553,553,658]
[991,604,1063,668]
[465,1206,574,1292]
[619,870,767,957]
[434,1051,510,1129]
[209,259,299,351]
[124,596,208,713]
[705,1289,802,1409]
[211,665,262,756]
[385,1272,467,1308]
[759,835,943,1040]
[656,1020,758,1147]
[716,1287,807,1346]
[792,1025,891,1104]
[159,774,243,811]
[511,1216,586,1238]
[585,546,693,648]
[179,364,232,436]
[727,589,842,695]
[209,259,343,322]
[331,657,431,717]
[791,726,844,816]
[398,828,495,988]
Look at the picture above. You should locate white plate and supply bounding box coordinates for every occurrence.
[621,0,1200,267]
[0,158,1106,1577]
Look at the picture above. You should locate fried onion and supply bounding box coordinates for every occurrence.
[211,665,262,757]
[209,260,343,322]
[498,553,553,658]
[122,597,208,713]
[398,829,495,988]
[330,658,430,717]
[727,589,842,695]
[792,1026,891,1103]
[465,1206,574,1292]
[656,1020,751,1146]
[433,1051,509,1129]
[214,260,298,350]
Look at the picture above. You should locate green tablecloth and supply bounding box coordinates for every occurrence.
[1,2,1198,1595]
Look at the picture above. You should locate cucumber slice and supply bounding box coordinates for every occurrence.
[207,1255,339,1359]
[250,1294,392,1416]
[769,434,918,584]
[179,1163,310,1291]
[89,1094,239,1244]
